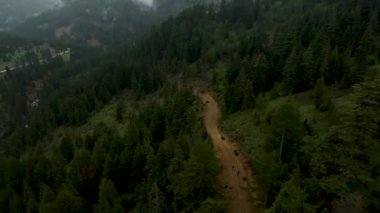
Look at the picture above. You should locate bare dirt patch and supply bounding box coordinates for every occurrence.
[197,89,260,213]
[87,34,101,47]
[27,77,46,109]
[55,24,75,39]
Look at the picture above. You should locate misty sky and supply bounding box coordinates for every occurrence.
[137,0,153,6]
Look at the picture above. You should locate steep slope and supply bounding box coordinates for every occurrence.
[0,32,72,139]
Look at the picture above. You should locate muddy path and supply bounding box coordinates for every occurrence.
[196,89,260,213]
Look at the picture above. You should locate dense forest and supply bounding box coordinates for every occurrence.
[0,0,379,212]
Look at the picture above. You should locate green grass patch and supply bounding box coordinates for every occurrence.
[222,87,355,164]
[61,51,70,63]
[88,103,118,126]
[43,91,139,157]
[223,109,268,161]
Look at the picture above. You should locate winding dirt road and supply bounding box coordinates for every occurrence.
[197,89,259,213]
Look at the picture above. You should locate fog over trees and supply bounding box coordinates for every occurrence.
[0,0,61,28]
[0,0,379,212]
[136,0,154,6]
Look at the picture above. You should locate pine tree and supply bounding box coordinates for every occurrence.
[54,186,85,213]
[314,78,332,112]
[97,178,124,213]
[269,177,316,213]
[59,136,74,162]
[267,102,304,164]
[283,49,300,93]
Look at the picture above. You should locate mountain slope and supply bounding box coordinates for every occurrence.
[13,0,156,47]
[0,0,60,29]
[0,0,379,212]
[12,0,203,48]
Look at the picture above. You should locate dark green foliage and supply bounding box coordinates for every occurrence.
[0,0,379,212]
[308,78,380,211]
[54,186,85,213]
[134,0,380,114]
[115,101,124,122]
[0,87,220,212]
[173,142,220,211]
[244,77,380,212]
[269,176,316,213]
[196,198,226,213]
[97,179,123,213]
[59,136,74,162]
[267,103,305,164]
[26,198,38,213]
[314,79,332,112]
[283,49,301,93]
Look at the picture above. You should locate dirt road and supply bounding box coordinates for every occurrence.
[197,89,259,213]
[0,49,70,74]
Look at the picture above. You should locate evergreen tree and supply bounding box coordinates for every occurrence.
[283,49,300,93]
[97,178,123,213]
[314,78,332,112]
[267,102,305,164]
[54,186,85,213]
[59,136,74,162]
[269,177,316,213]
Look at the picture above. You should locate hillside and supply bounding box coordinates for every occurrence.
[0,0,379,212]
[0,32,76,139]
[12,0,154,47]
[11,0,202,48]
[0,0,60,29]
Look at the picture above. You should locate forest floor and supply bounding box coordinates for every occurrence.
[197,89,260,213]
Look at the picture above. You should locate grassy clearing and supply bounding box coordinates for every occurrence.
[88,103,119,127]
[222,86,355,164]
[61,51,70,63]
[79,91,144,137]
[43,91,139,157]
[223,109,267,161]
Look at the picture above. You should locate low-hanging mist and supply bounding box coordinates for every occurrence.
[136,0,154,6]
